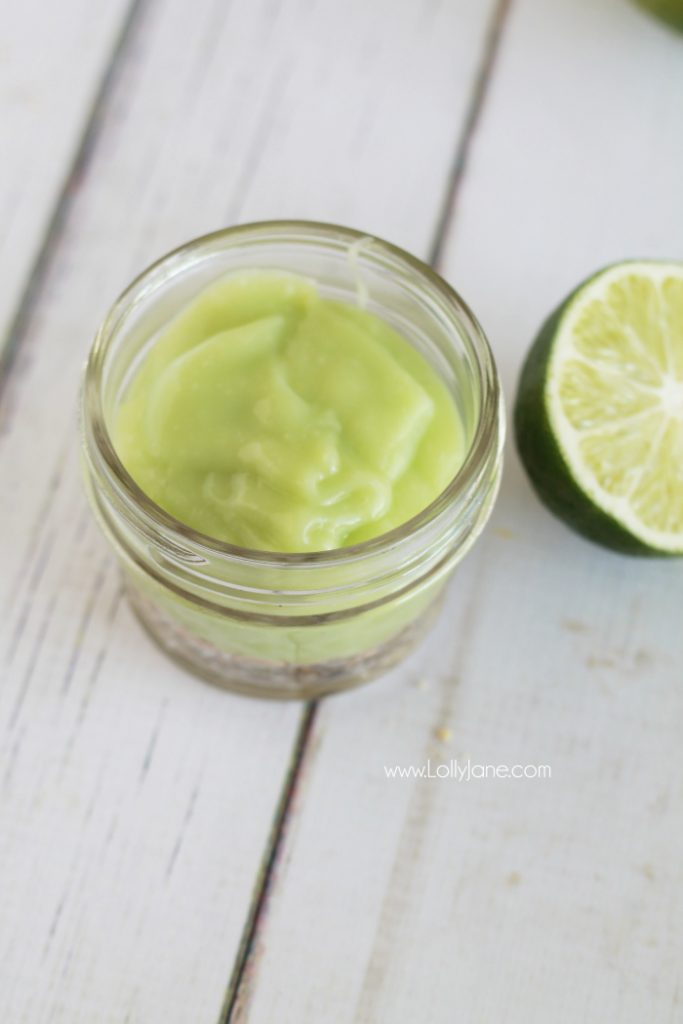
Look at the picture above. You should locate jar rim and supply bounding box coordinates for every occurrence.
[84,219,502,568]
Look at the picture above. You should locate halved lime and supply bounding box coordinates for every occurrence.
[514,261,683,555]
[633,0,683,32]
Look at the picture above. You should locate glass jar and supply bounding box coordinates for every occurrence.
[80,221,504,699]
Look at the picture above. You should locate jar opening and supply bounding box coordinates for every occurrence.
[84,220,502,571]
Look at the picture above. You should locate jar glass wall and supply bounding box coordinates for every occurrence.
[81,222,504,698]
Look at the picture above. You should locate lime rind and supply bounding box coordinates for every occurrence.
[633,0,683,32]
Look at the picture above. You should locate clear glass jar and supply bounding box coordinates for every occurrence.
[80,222,504,699]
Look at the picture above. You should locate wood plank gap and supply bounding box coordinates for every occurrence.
[428,0,513,269]
[219,701,319,1024]
[0,0,147,399]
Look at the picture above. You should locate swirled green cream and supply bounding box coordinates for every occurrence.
[114,271,465,551]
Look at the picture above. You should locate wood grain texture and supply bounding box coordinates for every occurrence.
[235,2,683,1021]
[0,0,497,1019]
[0,0,134,358]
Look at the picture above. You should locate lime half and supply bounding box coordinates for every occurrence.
[634,0,683,32]
[515,261,683,555]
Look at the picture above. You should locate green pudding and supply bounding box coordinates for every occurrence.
[114,271,465,551]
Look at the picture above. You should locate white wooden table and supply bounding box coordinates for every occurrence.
[1,1,682,1020]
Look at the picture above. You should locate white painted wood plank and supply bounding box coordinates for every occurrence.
[237,2,683,1022]
[0,0,133,349]
[0,0,496,1018]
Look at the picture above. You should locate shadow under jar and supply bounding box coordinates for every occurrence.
[81,221,504,699]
